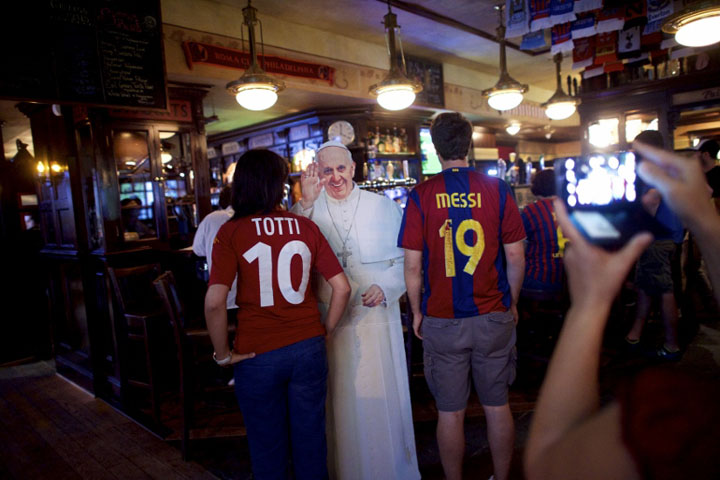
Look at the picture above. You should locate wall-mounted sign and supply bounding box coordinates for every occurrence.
[248,133,274,149]
[182,41,334,86]
[673,87,720,106]
[405,55,444,108]
[221,142,241,156]
[0,0,167,110]
[207,147,218,159]
[109,99,192,122]
[289,124,310,141]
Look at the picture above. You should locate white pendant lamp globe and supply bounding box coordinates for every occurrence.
[483,5,528,112]
[369,2,422,111]
[542,53,580,121]
[226,1,285,111]
[663,1,720,47]
[506,123,521,136]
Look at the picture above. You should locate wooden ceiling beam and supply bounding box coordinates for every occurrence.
[381,0,550,56]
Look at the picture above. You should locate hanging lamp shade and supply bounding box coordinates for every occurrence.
[662,1,720,47]
[542,53,579,121]
[506,123,521,135]
[482,5,528,112]
[226,1,285,111]
[369,5,422,111]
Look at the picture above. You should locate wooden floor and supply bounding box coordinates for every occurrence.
[0,363,217,480]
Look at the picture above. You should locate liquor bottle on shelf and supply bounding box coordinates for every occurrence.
[392,124,401,153]
[377,126,386,153]
[367,129,377,158]
[384,128,394,153]
[399,127,408,153]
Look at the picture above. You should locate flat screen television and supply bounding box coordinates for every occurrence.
[420,127,442,175]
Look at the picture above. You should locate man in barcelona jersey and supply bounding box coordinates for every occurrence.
[399,113,526,480]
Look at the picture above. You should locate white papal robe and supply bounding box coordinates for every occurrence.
[292,186,420,480]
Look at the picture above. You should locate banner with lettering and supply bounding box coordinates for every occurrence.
[596,6,624,33]
[618,26,642,59]
[506,0,530,38]
[529,0,552,31]
[594,31,618,65]
[549,0,576,26]
[182,42,335,85]
[551,22,574,53]
[521,30,548,50]
[573,36,595,69]
[623,0,647,29]
[571,11,597,39]
[574,0,602,13]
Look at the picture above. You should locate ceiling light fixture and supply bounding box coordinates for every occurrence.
[542,53,580,121]
[662,1,720,47]
[506,123,521,136]
[369,1,423,111]
[483,4,528,112]
[226,0,285,111]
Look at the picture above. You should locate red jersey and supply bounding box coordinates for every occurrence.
[398,168,526,318]
[209,211,343,354]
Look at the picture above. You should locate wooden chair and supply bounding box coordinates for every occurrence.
[153,270,242,460]
[107,263,165,424]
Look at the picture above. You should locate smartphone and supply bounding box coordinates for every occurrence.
[554,152,666,249]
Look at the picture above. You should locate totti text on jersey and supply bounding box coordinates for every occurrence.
[435,192,482,209]
[251,217,301,236]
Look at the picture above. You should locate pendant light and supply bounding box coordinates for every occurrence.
[662,1,720,47]
[226,0,285,111]
[482,4,528,112]
[542,53,580,121]
[505,123,521,136]
[369,2,422,111]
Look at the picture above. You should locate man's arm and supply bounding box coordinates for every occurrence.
[524,201,651,480]
[403,249,424,339]
[204,284,255,364]
[324,272,351,335]
[635,141,720,305]
[503,239,525,323]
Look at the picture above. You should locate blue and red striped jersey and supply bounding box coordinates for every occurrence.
[521,198,563,287]
[398,167,526,318]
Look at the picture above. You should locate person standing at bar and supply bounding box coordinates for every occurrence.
[193,185,238,323]
[399,112,526,480]
[292,141,420,480]
[205,149,350,480]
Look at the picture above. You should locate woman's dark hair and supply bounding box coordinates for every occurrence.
[430,112,473,161]
[219,185,233,209]
[231,149,288,219]
[531,168,556,197]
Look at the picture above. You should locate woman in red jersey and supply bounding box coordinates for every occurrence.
[204,149,350,480]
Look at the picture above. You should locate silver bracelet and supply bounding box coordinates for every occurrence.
[213,351,233,366]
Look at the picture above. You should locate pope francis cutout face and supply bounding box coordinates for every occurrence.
[317,146,356,201]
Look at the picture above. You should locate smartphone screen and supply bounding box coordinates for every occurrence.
[555,152,661,248]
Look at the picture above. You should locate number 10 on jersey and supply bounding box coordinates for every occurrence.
[439,218,485,277]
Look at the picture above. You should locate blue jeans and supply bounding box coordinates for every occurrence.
[233,336,328,480]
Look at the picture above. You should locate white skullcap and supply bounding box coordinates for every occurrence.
[316,140,352,162]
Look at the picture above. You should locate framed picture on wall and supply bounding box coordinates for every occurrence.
[289,141,304,157]
[269,145,288,158]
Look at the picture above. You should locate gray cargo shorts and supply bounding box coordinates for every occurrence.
[422,311,517,411]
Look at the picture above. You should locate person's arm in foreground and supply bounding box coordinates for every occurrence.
[324,272,351,335]
[503,240,525,323]
[524,201,652,480]
[404,249,424,339]
[634,140,720,305]
[205,284,255,364]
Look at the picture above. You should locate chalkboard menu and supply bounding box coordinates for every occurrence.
[0,0,167,110]
[405,55,444,109]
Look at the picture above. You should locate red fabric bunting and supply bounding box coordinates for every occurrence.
[594,31,618,65]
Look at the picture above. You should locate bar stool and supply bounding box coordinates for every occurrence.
[107,263,165,424]
[154,271,241,460]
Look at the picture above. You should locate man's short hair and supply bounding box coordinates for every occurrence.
[699,140,720,159]
[634,130,664,149]
[530,168,556,197]
[430,112,473,161]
